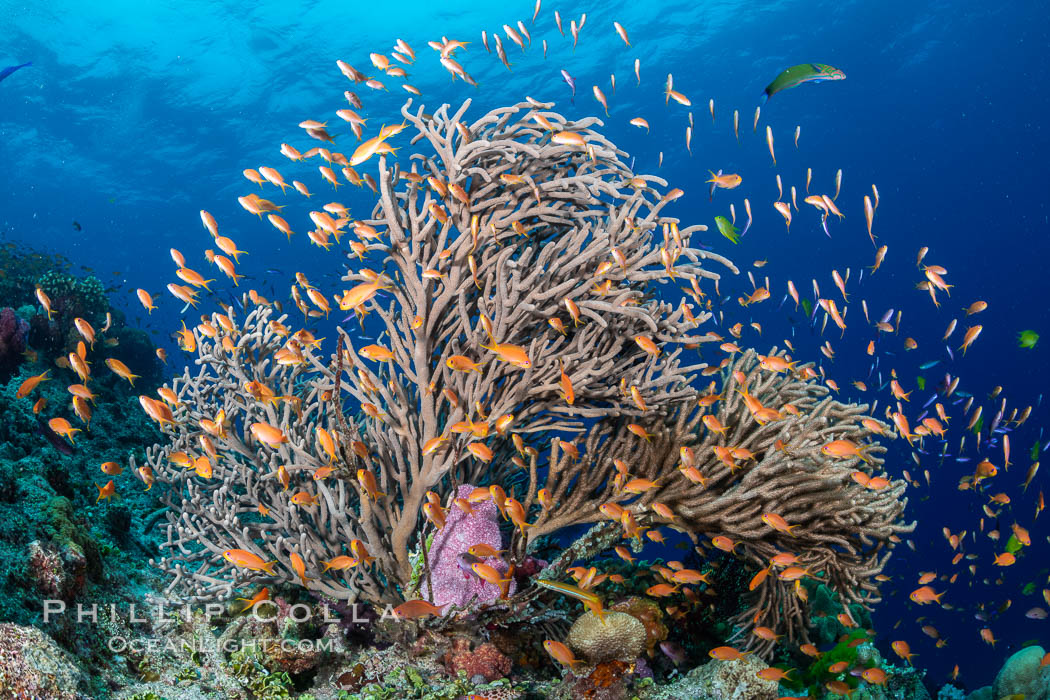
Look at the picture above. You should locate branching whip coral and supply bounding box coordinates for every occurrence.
[137,95,912,652]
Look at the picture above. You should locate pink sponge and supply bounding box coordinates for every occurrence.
[422,484,515,611]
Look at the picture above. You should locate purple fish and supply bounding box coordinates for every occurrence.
[659,641,687,665]
[879,308,894,324]
[37,417,74,456]
[457,552,482,578]
[560,69,576,104]
[0,61,31,85]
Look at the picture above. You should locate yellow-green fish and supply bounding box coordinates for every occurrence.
[1018,330,1039,348]
[714,216,739,244]
[763,64,845,102]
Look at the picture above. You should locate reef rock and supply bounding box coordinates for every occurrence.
[442,637,512,682]
[567,610,646,664]
[422,483,515,610]
[0,307,28,379]
[643,653,777,700]
[610,597,668,657]
[27,539,87,601]
[990,645,1049,700]
[0,623,85,699]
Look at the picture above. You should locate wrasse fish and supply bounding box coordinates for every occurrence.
[762,63,846,102]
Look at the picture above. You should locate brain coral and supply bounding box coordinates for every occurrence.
[566,610,646,664]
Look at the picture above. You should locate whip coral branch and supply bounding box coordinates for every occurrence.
[140,94,909,649]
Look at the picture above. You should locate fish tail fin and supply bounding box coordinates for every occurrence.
[262,560,278,575]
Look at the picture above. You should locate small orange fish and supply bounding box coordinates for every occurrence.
[394,599,444,620]
[95,480,116,502]
[891,640,915,664]
[544,640,583,669]
[16,370,51,398]
[709,646,748,661]
[223,549,277,574]
[706,171,742,190]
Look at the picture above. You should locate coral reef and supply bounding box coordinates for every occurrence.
[567,610,646,664]
[641,654,777,700]
[987,645,1049,700]
[0,307,29,380]
[441,637,512,682]
[0,622,86,699]
[609,597,667,658]
[27,538,87,600]
[0,247,168,698]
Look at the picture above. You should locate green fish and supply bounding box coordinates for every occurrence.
[714,216,739,244]
[1018,330,1039,349]
[971,415,984,435]
[1023,581,1036,595]
[1005,534,1022,554]
[763,64,846,102]
[1032,442,1041,461]
[916,376,925,391]
[801,299,812,318]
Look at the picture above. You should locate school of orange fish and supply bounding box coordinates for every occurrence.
[15,1,1048,691]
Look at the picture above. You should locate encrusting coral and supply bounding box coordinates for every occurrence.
[137,93,913,651]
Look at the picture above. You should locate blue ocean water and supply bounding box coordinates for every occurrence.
[1,0,1048,692]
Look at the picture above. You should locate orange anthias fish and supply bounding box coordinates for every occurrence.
[480,338,531,368]
[709,646,749,661]
[95,480,116,502]
[761,512,798,535]
[16,370,50,398]
[706,170,742,190]
[234,587,270,612]
[393,599,444,619]
[223,549,277,574]
[909,586,944,605]
[544,640,583,669]
[891,640,915,664]
[821,439,871,463]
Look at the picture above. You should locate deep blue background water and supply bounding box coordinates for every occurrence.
[2,0,1048,690]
